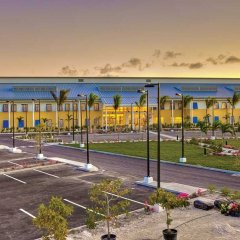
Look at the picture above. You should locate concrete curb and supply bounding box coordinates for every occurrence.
[56,144,240,175]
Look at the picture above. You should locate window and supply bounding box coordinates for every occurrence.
[94,103,99,111]
[193,102,198,109]
[193,117,198,124]
[11,104,17,112]
[214,102,219,109]
[222,102,227,109]
[81,103,86,110]
[58,105,63,111]
[73,103,78,111]
[46,104,52,112]
[22,104,28,112]
[214,116,219,122]
[59,119,64,128]
[160,104,165,110]
[65,103,70,111]
[35,104,40,112]
[178,102,182,110]
[2,104,8,112]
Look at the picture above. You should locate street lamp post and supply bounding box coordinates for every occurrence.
[137,89,153,184]
[32,99,44,159]
[72,100,75,143]
[7,101,16,151]
[78,94,97,172]
[77,95,85,147]
[145,83,161,188]
[176,93,186,163]
[130,103,133,132]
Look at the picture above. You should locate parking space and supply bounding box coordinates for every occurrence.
[0,163,153,240]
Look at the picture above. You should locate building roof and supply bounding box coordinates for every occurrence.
[0,80,239,106]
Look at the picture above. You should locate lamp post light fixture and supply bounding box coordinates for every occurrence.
[137,89,153,184]
[176,93,186,163]
[145,83,161,188]
[77,94,97,172]
[77,94,85,148]
[32,98,44,160]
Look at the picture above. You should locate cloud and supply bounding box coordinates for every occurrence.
[225,56,240,64]
[59,66,78,76]
[206,55,226,65]
[164,51,182,59]
[171,62,203,69]
[153,49,161,58]
[95,57,154,75]
[97,64,123,75]
[189,62,203,69]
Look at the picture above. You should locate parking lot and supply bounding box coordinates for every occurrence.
[0,151,153,240]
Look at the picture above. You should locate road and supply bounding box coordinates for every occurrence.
[1,133,239,191]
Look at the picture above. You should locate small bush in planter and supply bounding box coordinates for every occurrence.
[149,188,189,240]
[86,179,130,240]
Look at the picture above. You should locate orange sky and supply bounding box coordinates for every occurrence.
[0,0,240,78]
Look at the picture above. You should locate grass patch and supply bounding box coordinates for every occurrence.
[66,141,240,172]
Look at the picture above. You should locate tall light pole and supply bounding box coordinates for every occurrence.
[77,94,84,147]
[25,104,28,135]
[176,93,186,163]
[145,83,161,188]
[32,99,44,159]
[72,100,75,143]
[137,89,152,184]
[7,101,16,151]
[130,103,133,132]
[78,94,96,171]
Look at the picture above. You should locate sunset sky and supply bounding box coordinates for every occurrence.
[0,0,240,78]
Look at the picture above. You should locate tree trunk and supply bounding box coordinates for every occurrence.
[114,110,117,132]
[212,106,214,137]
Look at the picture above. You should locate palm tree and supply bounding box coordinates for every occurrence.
[205,97,213,124]
[50,89,70,133]
[211,120,221,138]
[88,93,99,132]
[42,118,48,130]
[227,92,240,126]
[223,113,230,124]
[183,95,193,121]
[196,120,209,141]
[113,94,122,132]
[209,97,217,137]
[65,113,73,130]
[160,96,169,130]
[135,94,146,132]
[219,122,234,144]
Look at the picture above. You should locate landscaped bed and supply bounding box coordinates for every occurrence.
[65,141,240,172]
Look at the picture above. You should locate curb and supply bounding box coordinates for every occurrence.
[56,144,240,175]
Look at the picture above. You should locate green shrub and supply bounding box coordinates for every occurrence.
[220,187,231,197]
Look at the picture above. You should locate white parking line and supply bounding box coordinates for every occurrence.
[232,174,240,177]
[8,161,23,167]
[2,173,26,184]
[19,209,36,218]
[64,199,104,217]
[33,169,60,178]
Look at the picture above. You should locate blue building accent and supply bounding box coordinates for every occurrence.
[18,120,24,128]
[193,117,198,124]
[3,120,9,128]
[214,116,219,122]
[35,120,40,126]
[193,102,198,109]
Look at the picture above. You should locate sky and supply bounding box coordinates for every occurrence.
[0,0,240,78]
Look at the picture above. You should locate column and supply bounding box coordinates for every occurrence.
[105,106,108,131]
[55,103,58,127]
[32,101,35,127]
[78,100,81,127]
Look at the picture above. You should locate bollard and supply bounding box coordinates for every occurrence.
[204,147,207,155]
[225,140,228,145]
